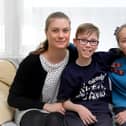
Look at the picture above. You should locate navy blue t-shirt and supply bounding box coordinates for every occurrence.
[58,50,119,113]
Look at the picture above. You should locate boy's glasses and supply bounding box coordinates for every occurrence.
[76,38,99,46]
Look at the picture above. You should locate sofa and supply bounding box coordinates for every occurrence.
[0,59,17,126]
[0,59,116,126]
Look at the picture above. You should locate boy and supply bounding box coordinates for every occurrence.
[58,23,119,126]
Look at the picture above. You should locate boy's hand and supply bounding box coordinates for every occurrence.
[77,105,97,125]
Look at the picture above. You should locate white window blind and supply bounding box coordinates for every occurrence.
[0,0,5,54]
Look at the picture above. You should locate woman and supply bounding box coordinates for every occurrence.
[7,11,77,126]
[109,24,126,126]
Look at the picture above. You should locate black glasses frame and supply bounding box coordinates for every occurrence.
[76,38,99,46]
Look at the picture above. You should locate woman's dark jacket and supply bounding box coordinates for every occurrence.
[7,44,77,110]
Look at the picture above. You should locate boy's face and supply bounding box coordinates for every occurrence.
[74,32,99,59]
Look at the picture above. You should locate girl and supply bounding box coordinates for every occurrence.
[109,24,126,126]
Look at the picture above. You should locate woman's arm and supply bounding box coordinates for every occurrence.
[7,54,46,110]
[43,102,65,114]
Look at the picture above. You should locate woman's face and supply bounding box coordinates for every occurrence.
[118,27,126,55]
[46,18,70,50]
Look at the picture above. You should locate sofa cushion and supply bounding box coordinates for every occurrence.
[0,59,16,86]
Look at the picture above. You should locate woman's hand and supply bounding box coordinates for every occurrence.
[115,110,126,125]
[77,104,97,125]
[43,102,65,114]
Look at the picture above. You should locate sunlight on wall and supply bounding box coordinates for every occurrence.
[32,0,126,7]
[20,0,126,56]
[31,7,124,52]
[2,0,125,57]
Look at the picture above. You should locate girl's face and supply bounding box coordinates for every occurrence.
[74,32,98,59]
[46,18,70,50]
[118,27,126,55]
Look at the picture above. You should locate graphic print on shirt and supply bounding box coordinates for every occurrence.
[76,73,107,101]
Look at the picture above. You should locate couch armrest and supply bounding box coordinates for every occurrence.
[0,59,16,86]
[0,59,16,125]
[0,81,15,125]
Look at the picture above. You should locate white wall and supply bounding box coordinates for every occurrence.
[32,7,126,51]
